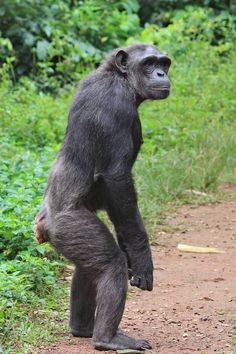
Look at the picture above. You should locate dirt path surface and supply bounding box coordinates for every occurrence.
[39,199,236,354]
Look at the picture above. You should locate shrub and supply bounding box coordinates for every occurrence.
[138,0,236,26]
[0,0,140,90]
[128,6,236,56]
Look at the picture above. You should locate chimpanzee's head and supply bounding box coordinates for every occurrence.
[111,44,171,102]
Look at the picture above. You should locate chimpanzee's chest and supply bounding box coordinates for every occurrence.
[131,116,143,162]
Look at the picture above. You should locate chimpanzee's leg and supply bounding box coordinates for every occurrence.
[70,266,96,337]
[48,207,151,350]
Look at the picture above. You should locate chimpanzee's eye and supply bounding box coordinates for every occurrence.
[143,58,157,73]
[158,57,171,73]
[161,65,168,74]
[144,59,156,66]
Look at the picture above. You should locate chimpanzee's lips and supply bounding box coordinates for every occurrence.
[158,86,170,91]
[155,87,170,99]
[152,86,171,93]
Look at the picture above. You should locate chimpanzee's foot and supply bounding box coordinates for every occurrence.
[71,327,124,339]
[94,330,151,351]
[71,327,93,338]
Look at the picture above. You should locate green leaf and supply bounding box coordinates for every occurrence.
[36,245,46,255]
[36,40,50,60]
[24,33,35,47]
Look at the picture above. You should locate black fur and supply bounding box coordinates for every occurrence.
[39,43,171,351]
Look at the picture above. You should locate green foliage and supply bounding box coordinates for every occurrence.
[170,6,235,45]
[0,70,69,147]
[0,64,69,261]
[0,37,12,62]
[1,2,235,91]
[0,0,140,90]
[128,6,236,55]
[0,139,52,259]
[138,0,236,26]
[0,252,60,303]
[0,253,67,352]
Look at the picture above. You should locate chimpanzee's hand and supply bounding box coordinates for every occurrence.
[129,256,153,291]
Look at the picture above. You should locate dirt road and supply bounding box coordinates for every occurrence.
[39,198,236,354]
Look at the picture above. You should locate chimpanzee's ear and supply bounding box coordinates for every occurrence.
[115,50,128,74]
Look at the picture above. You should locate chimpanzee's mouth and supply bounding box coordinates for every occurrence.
[152,86,170,93]
[157,86,170,91]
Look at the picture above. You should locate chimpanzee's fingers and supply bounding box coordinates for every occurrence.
[130,275,141,287]
[130,274,153,291]
[145,273,153,291]
[128,268,133,279]
[139,276,147,290]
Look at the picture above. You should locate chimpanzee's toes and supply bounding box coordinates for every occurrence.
[94,330,152,351]
[137,339,152,349]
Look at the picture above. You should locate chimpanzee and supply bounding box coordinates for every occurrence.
[35,44,171,351]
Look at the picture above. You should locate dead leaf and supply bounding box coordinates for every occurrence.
[177,244,225,254]
[116,350,143,354]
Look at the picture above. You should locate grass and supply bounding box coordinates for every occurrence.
[0,41,236,352]
[1,286,68,354]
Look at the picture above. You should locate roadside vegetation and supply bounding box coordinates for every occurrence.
[0,1,235,352]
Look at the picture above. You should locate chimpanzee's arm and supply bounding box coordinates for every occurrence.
[102,132,153,291]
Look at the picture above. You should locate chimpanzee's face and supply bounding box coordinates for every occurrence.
[138,46,171,100]
[115,45,171,102]
[130,46,171,101]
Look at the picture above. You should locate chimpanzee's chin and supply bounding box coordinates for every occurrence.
[157,89,170,99]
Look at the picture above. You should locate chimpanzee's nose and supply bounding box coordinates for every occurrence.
[157,69,165,77]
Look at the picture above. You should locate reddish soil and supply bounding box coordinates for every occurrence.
[38,198,236,354]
